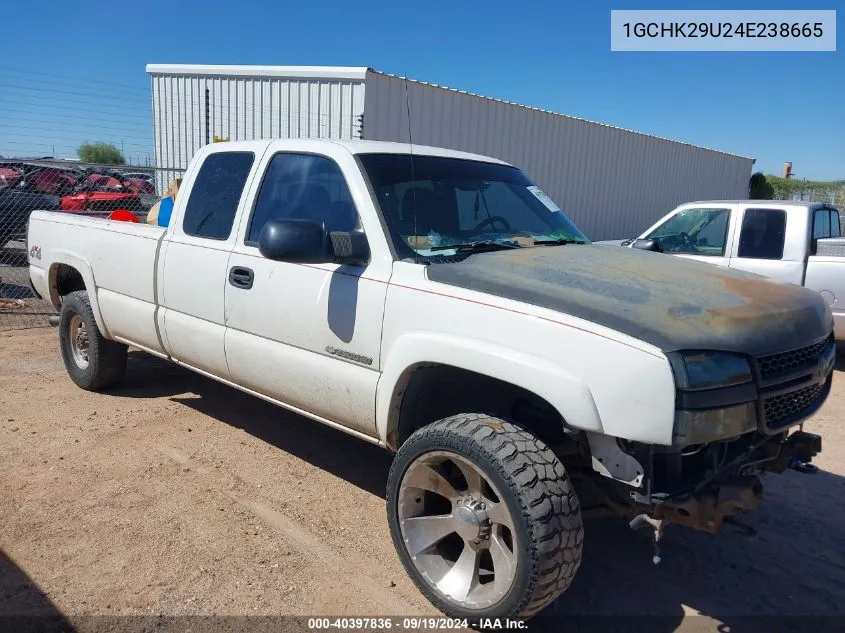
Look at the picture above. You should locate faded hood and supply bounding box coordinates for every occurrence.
[426,245,832,356]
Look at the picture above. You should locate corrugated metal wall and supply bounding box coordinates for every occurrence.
[363,71,753,241]
[148,66,753,241]
[149,71,366,191]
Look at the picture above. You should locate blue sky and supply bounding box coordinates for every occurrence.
[0,0,841,179]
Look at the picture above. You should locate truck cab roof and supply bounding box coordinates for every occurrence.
[203,138,510,166]
[681,199,837,210]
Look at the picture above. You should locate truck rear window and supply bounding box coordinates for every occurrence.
[183,152,255,240]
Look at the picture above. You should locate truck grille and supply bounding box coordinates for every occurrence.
[763,380,829,430]
[757,336,833,382]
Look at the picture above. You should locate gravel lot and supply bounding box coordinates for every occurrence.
[2,327,845,631]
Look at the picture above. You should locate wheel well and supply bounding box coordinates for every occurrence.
[391,364,571,452]
[50,264,86,305]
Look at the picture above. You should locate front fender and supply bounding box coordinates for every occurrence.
[375,332,604,448]
[47,251,110,338]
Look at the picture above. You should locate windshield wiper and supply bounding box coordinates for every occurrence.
[532,237,587,245]
[429,240,523,252]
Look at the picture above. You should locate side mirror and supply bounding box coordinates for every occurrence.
[258,219,370,266]
[258,219,332,263]
[632,238,663,253]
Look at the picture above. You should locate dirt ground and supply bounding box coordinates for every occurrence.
[2,327,845,632]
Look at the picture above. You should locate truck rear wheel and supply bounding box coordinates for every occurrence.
[386,414,583,620]
[59,290,127,391]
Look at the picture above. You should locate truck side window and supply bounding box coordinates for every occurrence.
[644,207,730,255]
[737,208,786,260]
[183,152,255,240]
[246,153,361,245]
[813,208,832,240]
[831,210,842,238]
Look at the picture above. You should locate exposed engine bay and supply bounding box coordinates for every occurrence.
[567,428,823,564]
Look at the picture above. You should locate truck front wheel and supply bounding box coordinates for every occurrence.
[59,290,127,391]
[386,414,583,620]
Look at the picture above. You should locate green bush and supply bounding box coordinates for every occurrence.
[78,143,125,165]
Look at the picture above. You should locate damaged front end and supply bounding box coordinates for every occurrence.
[579,429,823,535]
[576,333,833,541]
[647,429,822,534]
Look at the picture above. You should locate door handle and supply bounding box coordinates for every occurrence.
[228,266,254,290]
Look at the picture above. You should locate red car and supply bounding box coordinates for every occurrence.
[30,167,77,195]
[0,167,23,191]
[122,177,156,195]
[61,169,147,214]
[84,171,155,196]
[0,163,79,195]
[61,191,144,214]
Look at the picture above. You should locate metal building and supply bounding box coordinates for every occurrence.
[147,64,754,241]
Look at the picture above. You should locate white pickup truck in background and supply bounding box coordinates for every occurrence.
[598,200,845,340]
[27,139,834,622]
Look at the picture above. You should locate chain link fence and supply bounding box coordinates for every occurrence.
[0,159,184,331]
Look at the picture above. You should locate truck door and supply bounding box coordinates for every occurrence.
[158,150,257,379]
[638,206,734,267]
[728,207,804,285]
[223,150,389,438]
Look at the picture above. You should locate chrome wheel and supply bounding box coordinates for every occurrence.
[398,450,518,610]
[68,313,90,369]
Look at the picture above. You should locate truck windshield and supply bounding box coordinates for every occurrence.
[357,153,589,260]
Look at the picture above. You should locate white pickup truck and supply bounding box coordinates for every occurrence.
[28,139,833,622]
[600,200,845,340]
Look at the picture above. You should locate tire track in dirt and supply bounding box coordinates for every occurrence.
[157,444,423,615]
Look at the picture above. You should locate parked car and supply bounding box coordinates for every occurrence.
[0,190,60,248]
[60,190,145,214]
[0,162,79,196]
[121,171,156,184]
[0,163,148,246]
[0,167,24,191]
[81,169,155,196]
[0,188,60,249]
[597,200,845,340]
[122,176,156,195]
[60,172,146,215]
[28,167,77,195]
[27,140,832,622]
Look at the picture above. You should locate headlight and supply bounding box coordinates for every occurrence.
[673,404,757,445]
[673,351,752,390]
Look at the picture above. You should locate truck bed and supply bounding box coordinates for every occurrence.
[28,210,167,352]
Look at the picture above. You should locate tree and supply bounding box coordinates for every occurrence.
[748,172,774,199]
[78,143,125,165]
